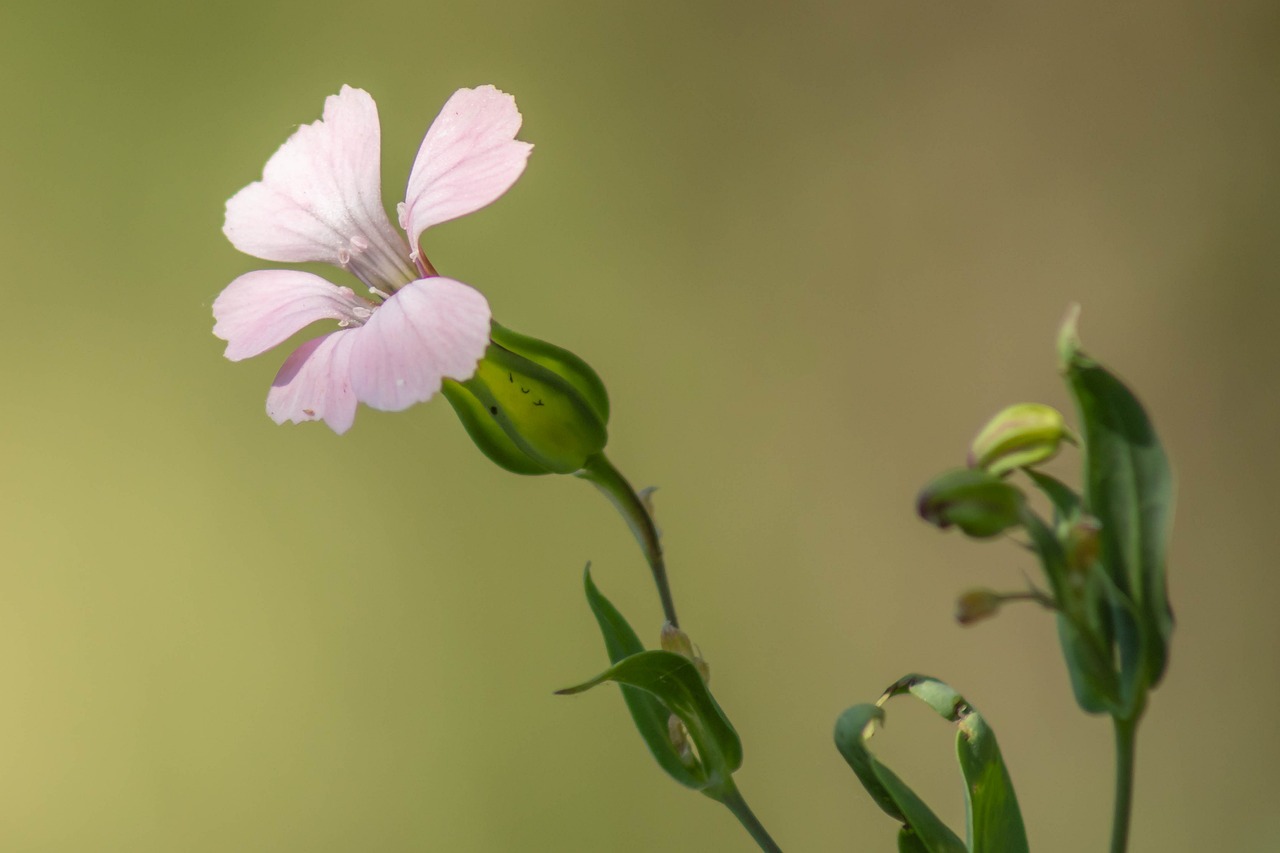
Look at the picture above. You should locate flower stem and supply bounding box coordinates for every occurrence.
[1109,715,1139,853]
[712,780,783,852]
[576,453,679,628]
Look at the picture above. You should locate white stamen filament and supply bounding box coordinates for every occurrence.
[337,233,416,294]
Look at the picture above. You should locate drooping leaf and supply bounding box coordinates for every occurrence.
[1059,306,1175,691]
[572,566,702,788]
[558,649,742,791]
[879,676,1029,853]
[834,704,967,853]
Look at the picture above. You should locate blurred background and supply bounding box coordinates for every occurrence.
[1,1,1277,850]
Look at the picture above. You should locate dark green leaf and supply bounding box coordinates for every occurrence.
[1059,307,1175,690]
[833,704,968,853]
[574,566,702,788]
[558,649,741,790]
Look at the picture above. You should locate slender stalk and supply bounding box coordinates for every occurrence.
[575,453,679,627]
[1109,715,1139,853]
[714,781,784,853]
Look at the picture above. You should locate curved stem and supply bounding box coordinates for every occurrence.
[575,453,679,628]
[1109,715,1139,853]
[714,781,784,853]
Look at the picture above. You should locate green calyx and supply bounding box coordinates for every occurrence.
[444,323,610,476]
[917,468,1026,539]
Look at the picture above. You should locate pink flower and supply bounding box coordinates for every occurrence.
[213,85,533,434]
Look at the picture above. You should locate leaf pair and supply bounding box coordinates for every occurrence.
[556,566,742,793]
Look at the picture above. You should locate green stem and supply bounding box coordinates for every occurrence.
[1109,715,1139,853]
[575,453,679,628]
[714,781,783,853]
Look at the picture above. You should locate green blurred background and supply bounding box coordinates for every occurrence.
[2,1,1277,850]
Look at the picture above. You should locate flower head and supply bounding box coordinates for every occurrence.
[213,85,532,433]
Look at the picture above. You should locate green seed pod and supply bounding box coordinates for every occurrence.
[917,468,1026,539]
[448,327,610,476]
[968,403,1072,477]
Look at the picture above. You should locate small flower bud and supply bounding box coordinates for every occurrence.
[956,588,1003,625]
[444,323,610,475]
[917,468,1026,539]
[660,622,710,684]
[968,403,1071,477]
[1065,515,1102,575]
[660,622,694,658]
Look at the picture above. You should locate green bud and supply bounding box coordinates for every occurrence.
[968,403,1072,477]
[445,324,610,475]
[917,468,1026,539]
[956,588,1003,625]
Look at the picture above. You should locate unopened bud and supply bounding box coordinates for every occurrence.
[660,623,710,684]
[968,403,1071,477]
[956,589,1003,625]
[1065,515,1102,575]
[917,469,1026,539]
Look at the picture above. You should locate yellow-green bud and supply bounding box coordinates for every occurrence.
[956,589,1003,625]
[917,468,1026,539]
[968,403,1071,477]
[444,323,609,475]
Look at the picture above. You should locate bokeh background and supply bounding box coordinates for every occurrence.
[2,1,1277,850]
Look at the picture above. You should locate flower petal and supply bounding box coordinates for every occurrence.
[266,331,358,434]
[213,269,372,361]
[401,86,533,251]
[223,85,414,280]
[348,277,491,412]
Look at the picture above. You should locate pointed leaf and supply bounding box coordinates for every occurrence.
[1024,469,1081,527]
[574,566,701,787]
[558,649,741,790]
[1059,307,1174,690]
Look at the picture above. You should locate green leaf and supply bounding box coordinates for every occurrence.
[834,704,967,853]
[558,649,742,791]
[573,566,702,787]
[1059,306,1175,691]
[879,676,1029,853]
[1024,469,1081,527]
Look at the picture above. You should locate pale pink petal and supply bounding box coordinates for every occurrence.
[223,86,414,282]
[401,86,533,251]
[213,269,372,361]
[266,331,359,434]
[348,277,491,412]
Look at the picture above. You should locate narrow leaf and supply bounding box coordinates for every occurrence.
[834,704,968,853]
[558,649,742,790]
[576,566,702,788]
[1024,469,1081,527]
